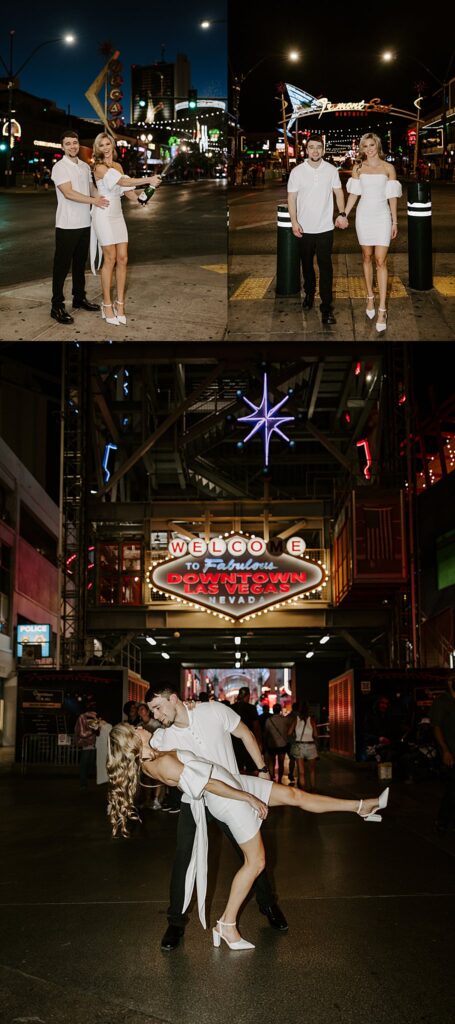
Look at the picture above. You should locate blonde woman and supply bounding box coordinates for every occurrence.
[91,132,161,326]
[107,723,388,951]
[337,133,402,332]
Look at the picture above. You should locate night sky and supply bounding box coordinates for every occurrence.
[229,3,455,131]
[2,1,227,120]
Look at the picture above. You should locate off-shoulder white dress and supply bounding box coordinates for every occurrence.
[177,751,273,929]
[346,173,402,246]
[91,167,135,272]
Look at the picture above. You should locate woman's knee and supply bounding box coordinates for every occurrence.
[362,252,372,264]
[375,256,387,269]
[117,252,128,267]
[103,251,116,268]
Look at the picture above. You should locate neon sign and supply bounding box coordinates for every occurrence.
[282,84,417,137]
[148,534,328,620]
[238,374,295,467]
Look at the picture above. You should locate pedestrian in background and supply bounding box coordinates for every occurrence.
[74,696,100,789]
[289,702,319,791]
[286,702,299,784]
[264,703,289,783]
[431,674,455,832]
[232,686,264,774]
[123,700,141,727]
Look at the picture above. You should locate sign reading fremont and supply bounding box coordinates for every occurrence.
[149,535,327,620]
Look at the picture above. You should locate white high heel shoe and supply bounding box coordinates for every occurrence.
[212,919,255,950]
[114,300,127,326]
[357,787,389,822]
[101,303,120,326]
[366,295,375,320]
[376,309,387,333]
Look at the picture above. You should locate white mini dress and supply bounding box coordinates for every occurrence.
[91,167,133,273]
[347,173,402,247]
[177,751,273,928]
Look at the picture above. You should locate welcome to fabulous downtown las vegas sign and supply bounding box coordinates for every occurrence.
[147,535,328,622]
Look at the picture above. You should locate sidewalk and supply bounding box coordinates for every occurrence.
[0,256,227,342]
[228,252,455,341]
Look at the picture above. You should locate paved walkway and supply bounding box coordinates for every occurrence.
[0,756,453,1024]
[0,257,227,342]
[228,253,455,341]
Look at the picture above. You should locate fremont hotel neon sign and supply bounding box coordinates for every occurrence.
[147,534,328,622]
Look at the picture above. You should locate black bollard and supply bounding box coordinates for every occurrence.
[276,204,301,295]
[407,182,433,290]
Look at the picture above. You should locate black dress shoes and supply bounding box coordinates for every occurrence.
[302,294,314,310]
[260,903,289,931]
[72,298,101,312]
[160,924,184,951]
[321,312,336,325]
[50,306,74,325]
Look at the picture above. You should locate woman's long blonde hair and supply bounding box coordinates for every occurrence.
[356,133,385,170]
[93,132,118,166]
[107,723,142,837]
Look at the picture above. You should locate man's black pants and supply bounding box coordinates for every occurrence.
[52,226,90,308]
[167,801,274,927]
[300,229,334,314]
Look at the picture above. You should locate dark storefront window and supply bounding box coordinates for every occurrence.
[97,542,143,605]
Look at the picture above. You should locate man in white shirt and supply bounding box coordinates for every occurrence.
[146,684,288,951]
[50,130,109,325]
[287,135,347,325]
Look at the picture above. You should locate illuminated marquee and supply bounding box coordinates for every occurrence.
[283,83,415,136]
[148,535,328,620]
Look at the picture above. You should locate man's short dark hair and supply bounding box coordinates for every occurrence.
[123,699,137,716]
[307,134,324,146]
[145,684,178,702]
[61,129,79,145]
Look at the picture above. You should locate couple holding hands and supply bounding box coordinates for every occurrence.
[287,132,402,332]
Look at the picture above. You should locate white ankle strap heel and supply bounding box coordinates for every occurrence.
[114,300,127,325]
[366,295,376,320]
[376,309,387,333]
[357,787,389,822]
[212,919,255,950]
[101,303,120,326]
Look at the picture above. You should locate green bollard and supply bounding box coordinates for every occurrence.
[276,204,301,295]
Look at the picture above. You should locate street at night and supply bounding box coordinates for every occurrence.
[0,182,227,341]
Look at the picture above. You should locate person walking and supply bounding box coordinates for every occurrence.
[430,674,455,832]
[340,133,402,333]
[50,130,109,325]
[287,134,347,326]
[289,702,319,792]
[232,686,264,774]
[90,132,161,327]
[145,684,288,951]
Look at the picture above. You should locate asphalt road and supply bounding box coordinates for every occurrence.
[0,180,227,287]
[229,180,455,256]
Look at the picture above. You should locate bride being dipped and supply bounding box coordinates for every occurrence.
[91,132,161,326]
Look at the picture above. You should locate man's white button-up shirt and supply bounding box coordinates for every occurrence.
[150,703,241,802]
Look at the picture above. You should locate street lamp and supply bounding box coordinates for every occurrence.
[0,30,76,186]
[380,48,455,178]
[231,51,302,166]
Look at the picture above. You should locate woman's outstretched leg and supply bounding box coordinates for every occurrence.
[215,832,265,944]
[268,783,381,817]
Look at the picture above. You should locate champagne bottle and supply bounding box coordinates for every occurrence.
[138,183,156,205]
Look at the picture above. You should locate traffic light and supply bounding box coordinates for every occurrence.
[188,89,198,111]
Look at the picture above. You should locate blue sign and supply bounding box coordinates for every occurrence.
[17,623,51,657]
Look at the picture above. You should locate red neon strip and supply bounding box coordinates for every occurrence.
[356,438,372,480]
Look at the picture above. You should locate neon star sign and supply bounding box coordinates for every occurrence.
[237,373,295,467]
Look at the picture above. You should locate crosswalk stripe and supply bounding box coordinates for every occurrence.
[433,276,455,296]
[201,264,228,274]
[231,277,274,300]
